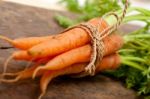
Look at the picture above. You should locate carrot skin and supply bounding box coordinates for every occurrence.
[43,45,91,70]
[13,51,53,61]
[96,53,121,71]
[13,51,34,61]
[103,34,124,55]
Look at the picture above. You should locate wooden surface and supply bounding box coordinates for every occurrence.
[0,2,140,99]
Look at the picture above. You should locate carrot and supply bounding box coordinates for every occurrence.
[27,18,108,58]
[0,35,60,50]
[38,53,120,99]
[33,34,123,78]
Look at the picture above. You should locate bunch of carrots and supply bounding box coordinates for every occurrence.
[0,17,124,99]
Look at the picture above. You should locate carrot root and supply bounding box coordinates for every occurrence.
[1,55,14,79]
[38,92,45,99]
[0,72,19,77]
[0,76,20,83]
[0,35,14,44]
[1,60,46,83]
[1,53,35,79]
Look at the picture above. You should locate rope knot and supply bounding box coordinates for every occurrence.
[79,23,105,76]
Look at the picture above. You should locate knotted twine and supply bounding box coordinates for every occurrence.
[60,0,129,76]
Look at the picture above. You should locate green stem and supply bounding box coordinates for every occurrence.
[123,35,150,49]
[121,56,146,71]
[128,43,147,50]
[123,14,150,23]
[104,7,150,26]
[125,34,150,39]
[133,41,149,48]
[122,56,147,63]
[118,49,136,53]
[131,7,150,16]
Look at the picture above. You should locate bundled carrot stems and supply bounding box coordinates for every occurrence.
[110,25,150,96]
[0,0,150,99]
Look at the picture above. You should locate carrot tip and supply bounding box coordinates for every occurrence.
[0,72,18,77]
[38,91,46,99]
[2,55,14,79]
[32,66,44,79]
[0,35,13,44]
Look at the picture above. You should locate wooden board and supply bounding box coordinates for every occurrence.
[0,2,140,99]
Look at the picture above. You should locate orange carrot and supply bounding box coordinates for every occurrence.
[33,34,123,78]
[0,35,60,50]
[28,18,108,58]
[38,53,120,99]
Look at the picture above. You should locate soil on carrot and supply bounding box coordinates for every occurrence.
[0,2,141,99]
